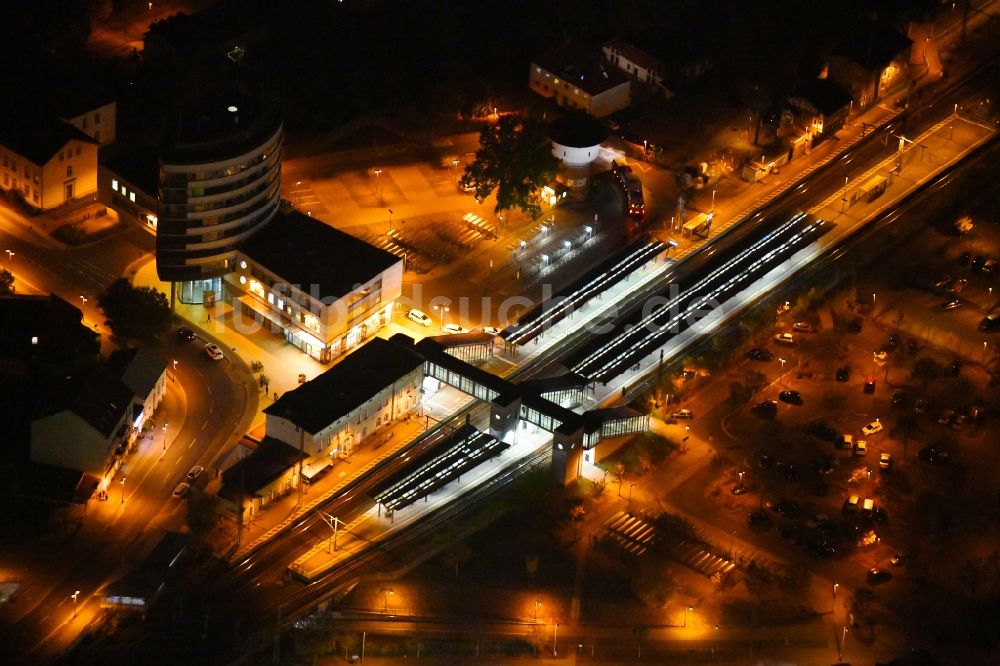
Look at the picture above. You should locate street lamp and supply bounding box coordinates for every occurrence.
[841,175,849,213]
[162,423,168,453]
[711,188,716,214]
[553,622,559,657]
[4,249,13,269]
[120,476,126,505]
[779,357,787,385]
[79,295,88,320]
[381,587,393,613]
[71,590,81,618]
[683,605,694,627]
[387,208,393,234]
[433,304,450,330]
[534,601,541,622]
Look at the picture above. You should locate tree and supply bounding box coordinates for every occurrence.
[97,278,171,342]
[891,413,920,458]
[185,492,221,539]
[911,357,941,386]
[460,115,559,219]
[0,270,14,295]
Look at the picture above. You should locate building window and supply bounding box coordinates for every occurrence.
[67,166,73,177]
[112,179,118,191]
[75,146,81,156]
[129,192,136,202]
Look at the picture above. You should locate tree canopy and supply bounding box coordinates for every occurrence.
[97,278,171,342]
[460,115,560,219]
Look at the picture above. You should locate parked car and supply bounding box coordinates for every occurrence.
[861,421,884,436]
[808,421,838,441]
[730,485,748,495]
[172,482,190,498]
[779,390,802,404]
[863,380,876,394]
[837,434,854,450]
[913,399,929,414]
[176,327,196,343]
[774,332,795,346]
[747,511,772,528]
[918,445,950,463]
[442,323,470,334]
[671,408,694,420]
[204,343,224,361]
[937,409,955,426]
[792,322,814,333]
[854,440,868,456]
[879,453,893,469]
[950,414,968,431]
[482,327,502,336]
[867,568,892,585]
[186,465,205,482]
[836,366,852,382]
[982,258,998,273]
[890,553,907,567]
[979,311,1000,332]
[940,299,962,311]
[931,274,953,289]
[773,499,801,516]
[747,348,774,361]
[890,389,907,406]
[752,400,778,418]
[407,309,432,326]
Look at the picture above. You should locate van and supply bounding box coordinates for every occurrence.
[408,309,432,326]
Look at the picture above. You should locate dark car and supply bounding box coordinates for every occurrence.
[940,299,962,311]
[747,510,772,528]
[814,455,838,475]
[176,327,196,343]
[807,421,838,441]
[890,389,907,406]
[752,400,778,418]
[887,333,901,348]
[866,568,892,585]
[958,251,972,267]
[948,359,962,376]
[779,390,802,404]
[773,499,801,516]
[747,348,774,361]
[918,445,950,463]
[836,366,852,382]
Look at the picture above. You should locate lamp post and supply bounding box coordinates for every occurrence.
[534,601,541,622]
[433,304,450,330]
[71,590,81,619]
[382,587,393,613]
[832,582,839,612]
[162,423,168,453]
[711,188,716,214]
[950,103,957,140]
[4,249,13,270]
[321,513,343,553]
[628,482,636,507]
[841,175,849,213]
[79,295,88,321]
[553,622,559,657]
[683,605,694,627]
[387,208,393,234]
[120,476,126,505]
[374,168,382,203]
[779,357,787,386]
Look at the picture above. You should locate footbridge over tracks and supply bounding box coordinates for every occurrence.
[387,334,649,484]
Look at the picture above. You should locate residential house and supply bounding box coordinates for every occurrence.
[60,99,116,146]
[30,366,136,491]
[105,347,168,434]
[217,435,308,523]
[827,19,912,110]
[602,39,668,94]
[786,77,855,150]
[0,114,99,210]
[529,46,631,118]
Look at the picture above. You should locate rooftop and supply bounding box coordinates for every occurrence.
[103,146,160,197]
[0,294,99,366]
[218,436,308,500]
[105,347,167,401]
[832,19,912,71]
[264,337,424,434]
[788,78,854,116]
[69,367,134,439]
[241,208,401,302]
[0,114,97,166]
[549,113,608,148]
[534,45,631,97]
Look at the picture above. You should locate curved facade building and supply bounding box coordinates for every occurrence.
[156,101,282,302]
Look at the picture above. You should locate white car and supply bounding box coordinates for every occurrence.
[172,482,190,498]
[482,326,502,336]
[854,440,868,456]
[443,323,470,334]
[186,465,205,482]
[773,332,795,346]
[861,421,884,436]
[407,309,432,326]
[204,343,224,361]
[879,453,893,469]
